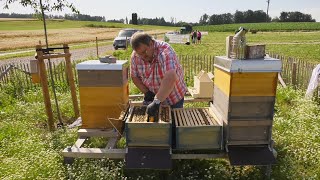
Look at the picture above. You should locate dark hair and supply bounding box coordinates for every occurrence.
[131,32,153,50]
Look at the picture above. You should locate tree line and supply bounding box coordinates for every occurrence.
[0,13,105,22]
[199,10,315,25]
[0,10,316,26]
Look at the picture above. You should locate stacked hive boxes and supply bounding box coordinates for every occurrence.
[212,56,282,147]
[76,60,129,129]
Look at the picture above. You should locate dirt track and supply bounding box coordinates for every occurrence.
[0,45,114,67]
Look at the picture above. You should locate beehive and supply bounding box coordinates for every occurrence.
[173,105,222,150]
[76,60,129,129]
[125,105,172,147]
[212,56,282,146]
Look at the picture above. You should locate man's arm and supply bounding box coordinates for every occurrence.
[132,76,149,94]
[155,69,177,101]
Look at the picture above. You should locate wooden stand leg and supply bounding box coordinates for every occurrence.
[36,45,55,131]
[64,44,80,118]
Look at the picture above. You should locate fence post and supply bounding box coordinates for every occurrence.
[292,62,297,89]
[96,37,99,58]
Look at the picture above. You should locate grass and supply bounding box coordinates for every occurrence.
[195,22,320,32]
[111,31,320,62]
[0,81,319,179]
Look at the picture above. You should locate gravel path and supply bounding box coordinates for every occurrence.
[0,45,114,66]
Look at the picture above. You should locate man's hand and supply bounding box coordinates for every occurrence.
[144,91,155,102]
[146,99,161,119]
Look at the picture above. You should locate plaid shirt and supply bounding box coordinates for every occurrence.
[130,40,187,105]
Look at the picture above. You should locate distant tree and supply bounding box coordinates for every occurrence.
[279,11,315,22]
[199,13,209,25]
[234,10,245,23]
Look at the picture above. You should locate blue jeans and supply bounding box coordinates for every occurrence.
[170,98,184,109]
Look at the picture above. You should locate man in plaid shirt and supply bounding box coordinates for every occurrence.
[130,32,187,119]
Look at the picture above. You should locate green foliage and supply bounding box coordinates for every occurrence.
[112,47,132,60]
[84,24,118,28]
[272,87,320,179]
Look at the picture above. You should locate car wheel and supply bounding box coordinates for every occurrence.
[114,46,118,50]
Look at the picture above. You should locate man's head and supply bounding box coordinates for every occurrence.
[131,32,155,62]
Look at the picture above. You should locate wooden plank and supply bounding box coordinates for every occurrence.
[73,137,87,148]
[62,148,125,159]
[190,109,200,126]
[195,109,206,125]
[78,129,118,138]
[187,108,197,126]
[42,53,71,59]
[204,108,214,125]
[183,109,193,126]
[176,109,184,126]
[105,137,118,149]
[180,109,190,126]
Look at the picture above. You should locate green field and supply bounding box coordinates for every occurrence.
[1,19,320,62]
[0,19,177,31]
[195,22,320,32]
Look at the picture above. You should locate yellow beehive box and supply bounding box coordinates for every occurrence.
[212,56,282,146]
[76,60,129,129]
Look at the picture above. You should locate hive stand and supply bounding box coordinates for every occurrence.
[35,44,79,131]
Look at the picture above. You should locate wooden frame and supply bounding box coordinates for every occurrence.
[125,105,172,147]
[173,106,223,150]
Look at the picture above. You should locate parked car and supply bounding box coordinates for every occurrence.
[113,28,142,50]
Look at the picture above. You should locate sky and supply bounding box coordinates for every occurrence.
[1,0,320,23]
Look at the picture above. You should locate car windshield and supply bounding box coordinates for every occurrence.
[118,30,136,37]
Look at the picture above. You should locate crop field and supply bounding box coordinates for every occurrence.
[0,19,172,51]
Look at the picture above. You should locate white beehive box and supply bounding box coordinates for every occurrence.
[188,70,214,98]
